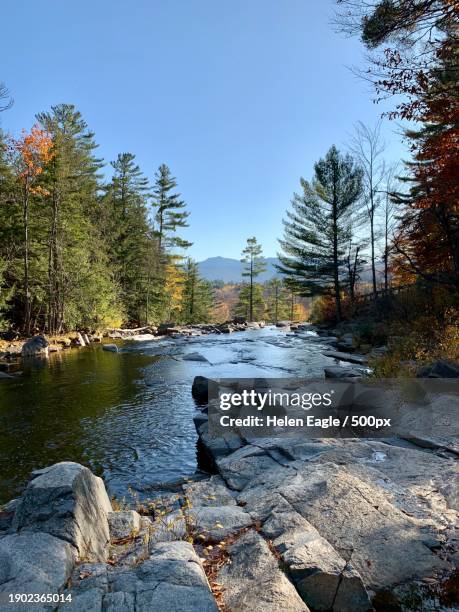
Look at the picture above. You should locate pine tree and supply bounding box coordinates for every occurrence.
[152,164,191,254]
[241,237,266,321]
[235,282,265,321]
[37,104,123,331]
[264,278,290,323]
[181,259,214,323]
[0,128,19,329]
[278,146,363,322]
[103,153,152,323]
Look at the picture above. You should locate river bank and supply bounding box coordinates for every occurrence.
[0,324,341,503]
[0,371,458,611]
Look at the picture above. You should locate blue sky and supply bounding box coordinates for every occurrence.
[1,0,408,260]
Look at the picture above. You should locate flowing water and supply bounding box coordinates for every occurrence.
[0,327,339,504]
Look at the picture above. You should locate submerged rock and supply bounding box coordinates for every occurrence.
[183,352,209,363]
[103,344,119,353]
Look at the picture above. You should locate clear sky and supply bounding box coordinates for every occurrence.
[1,0,408,260]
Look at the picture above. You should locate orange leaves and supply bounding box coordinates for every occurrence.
[9,124,54,187]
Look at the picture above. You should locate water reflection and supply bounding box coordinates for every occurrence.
[0,327,335,503]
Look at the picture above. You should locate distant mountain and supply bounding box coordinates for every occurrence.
[198,256,386,286]
[198,256,281,283]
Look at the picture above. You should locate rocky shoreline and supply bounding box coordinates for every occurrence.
[0,319,267,377]
[0,366,458,611]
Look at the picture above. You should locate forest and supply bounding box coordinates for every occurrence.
[0,0,458,374]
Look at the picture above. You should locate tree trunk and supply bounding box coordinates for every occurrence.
[23,185,31,335]
[332,214,342,322]
[370,207,377,295]
[249,257,254,321]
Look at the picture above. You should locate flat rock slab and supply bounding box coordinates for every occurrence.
[323,351,368,365]
[183,475,237,507]
[324,366,365,379]
[218,530,309,611]
[0,532,75,610]
[238,461,451,595]
[187,505,252,541]
[129,334,158,342]
[266,514,371,611]
[61,541,217,612]
[216,445,283,490]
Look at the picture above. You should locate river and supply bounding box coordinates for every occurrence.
[0,326,339,504]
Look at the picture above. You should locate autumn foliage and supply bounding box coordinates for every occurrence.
[9,124,54,193]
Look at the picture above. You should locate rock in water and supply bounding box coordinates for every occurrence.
[21,335,49,357]
[0,371,15,379]
[75,332,86,347]
[192,375,210,403]
[102,344,119,353]
[12,462,112,562]
[183,352,209,363]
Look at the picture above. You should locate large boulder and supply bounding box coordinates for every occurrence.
[13,462,112,562]
[60,540,217,611]
[157,323,181,336]
[192,376,210,403]
[21,335,49,357]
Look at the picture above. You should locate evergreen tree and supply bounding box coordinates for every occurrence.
[103,153,152,323]
[241,236,266,321]
[235,282,265,321]
[264,278,290,323]
[152,164,191,253]
[0,128,20,329]
[278,146,363,322]
[36,104,123,331]
[181,259,214,323]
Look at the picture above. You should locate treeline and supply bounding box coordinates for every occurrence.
[213,236,308,323]
[277,0,458,323]
[0,104,214,333]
